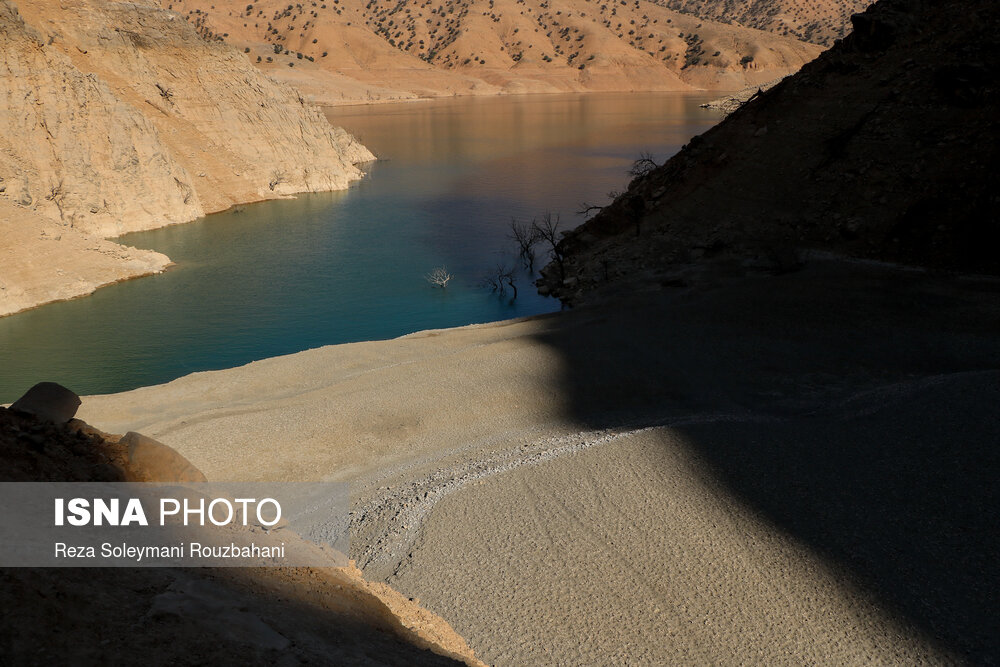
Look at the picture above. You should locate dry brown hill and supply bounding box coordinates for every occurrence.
[539,0,1000,304]
[0,0,372,316]
[654,0,871,46]
[164,0,822,104]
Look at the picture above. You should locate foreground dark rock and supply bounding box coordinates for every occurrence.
[0,405,482,665]
[540,0,1000,305]
[10,382,81,424]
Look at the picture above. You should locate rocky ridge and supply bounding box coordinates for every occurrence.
[654,0,870,46]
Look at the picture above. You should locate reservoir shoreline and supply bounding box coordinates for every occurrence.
[1,92,722,402]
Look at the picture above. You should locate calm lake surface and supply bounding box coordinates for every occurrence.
[0,93,721,402]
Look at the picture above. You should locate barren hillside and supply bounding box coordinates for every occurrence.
[539,0,1000,304]
[654,0,870,46]
[0,0,372,316]
[164,0,822,104]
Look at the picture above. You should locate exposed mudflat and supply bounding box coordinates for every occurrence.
[81,259,1000,665]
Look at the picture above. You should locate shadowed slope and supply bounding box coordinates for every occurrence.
[540,0,1000,305]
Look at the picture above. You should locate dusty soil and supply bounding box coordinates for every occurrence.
[0,406,484,666]
[81,260,1000,664]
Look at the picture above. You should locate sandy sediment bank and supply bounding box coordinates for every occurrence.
[698,76,789,114]
[0,201,172,317]
[80,260,1000,665]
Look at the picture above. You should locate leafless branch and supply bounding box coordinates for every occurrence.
[481,262,518,299]
[508,218,541,270]
[425,266,453,288]
[532,212,566,280]
[627,151,659,178]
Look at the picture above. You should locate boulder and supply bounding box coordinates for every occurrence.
[121,431,207,483]
[10,382,81,424]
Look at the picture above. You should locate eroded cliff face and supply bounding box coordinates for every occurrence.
[1,0,372,238]
[0,1,201,237]
[0,0,372,315]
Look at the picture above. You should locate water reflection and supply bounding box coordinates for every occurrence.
[0,93,721,401]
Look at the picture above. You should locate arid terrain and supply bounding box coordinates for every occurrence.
[79,260,1000,665]
[5,0,998,664]
[0,0,372,316]
[657,0,869,46]
[164,0,823,105]
[0,399,484,666]
[73,1,999,663]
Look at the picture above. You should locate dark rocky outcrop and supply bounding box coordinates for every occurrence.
[540,0,1000,305]
[10,382,81,425]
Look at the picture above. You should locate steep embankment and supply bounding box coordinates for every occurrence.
[165,0,822,105]
[0,0,372,316]
[539,0,1000,304]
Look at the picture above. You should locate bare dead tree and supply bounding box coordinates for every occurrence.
[268,171,287,191]
[627,151,660,179]
[425,266,453,288]
[532,212,566,280]
[508,218,541,271]
[499,264,517,299]
[576,201,604,219]
[480,273,501,293]
[480,263,518,299]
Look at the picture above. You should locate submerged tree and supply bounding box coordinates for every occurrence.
[425,266,453,288]
[508,218,542,271]
[480,262,518,299]
[532,212,566,280]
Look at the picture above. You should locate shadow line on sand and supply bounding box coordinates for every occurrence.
[528,260,1000,663]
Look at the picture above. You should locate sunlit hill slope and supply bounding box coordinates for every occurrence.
[165,0,824,103]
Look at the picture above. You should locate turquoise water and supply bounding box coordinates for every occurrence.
[0,93,721,402]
